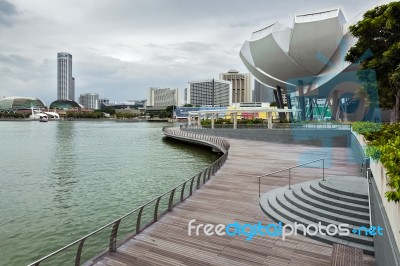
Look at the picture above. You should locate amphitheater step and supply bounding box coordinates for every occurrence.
[259,176,374,255]
[309,182,369,206]
[301,185,369,213]
[282,190,370,225]
[318,177,368,199]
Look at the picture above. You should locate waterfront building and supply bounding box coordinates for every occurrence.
[0,96,46,113]
[100,98,110,105]
[240,8,380,121]
[79,93,100,109]
[187,79,232,107]
[147,88,178,107]
[253,80,275,103]
[49,100,82,110]
[57,52,75,101]
[184,88,188,105]
[219,70,251,103]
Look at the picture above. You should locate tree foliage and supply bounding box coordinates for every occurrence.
[345,2,400,121]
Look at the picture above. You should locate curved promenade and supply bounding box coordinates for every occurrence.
[28,128,230,266]
[87,128,375,266]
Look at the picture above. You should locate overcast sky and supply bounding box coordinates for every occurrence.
[0,0,378,104]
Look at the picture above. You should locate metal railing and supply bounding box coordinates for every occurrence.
[258,158,325,197]
[28,128,230,266]
[182,123,352,130]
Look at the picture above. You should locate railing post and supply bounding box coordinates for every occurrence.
[154,196,162,222]
[322,158,325,181]
[196,172,202,189]
[258,176,261,197]
[136,206,144,234]
[168,188,176,210]
[288,169,291,190]
[109,219,121,252]
[189,176,196,196]
[75,238,86,266]
[180,182,186,202]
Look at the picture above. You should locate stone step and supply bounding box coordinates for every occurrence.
[273,192,372,246]
[283,189,370,224]
[301,186,369,213]
[290,187,370,220]
[310,182,369,206]
[259,191,374,255]
[269,193,373,247]
[318,179,368,200]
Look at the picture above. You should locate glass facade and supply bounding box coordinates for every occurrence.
[0,97,46,112]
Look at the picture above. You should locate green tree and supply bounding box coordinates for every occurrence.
[345,2,400,122]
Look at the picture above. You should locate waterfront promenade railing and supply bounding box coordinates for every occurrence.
[28,127,230,266]
[182,123,352,130]
[257,158,325,197]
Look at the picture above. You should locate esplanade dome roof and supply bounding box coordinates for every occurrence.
[49,100,82,110]
[0,96,46,111]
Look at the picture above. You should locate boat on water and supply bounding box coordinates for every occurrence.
[29,106,59,121]
[39,115,48,122]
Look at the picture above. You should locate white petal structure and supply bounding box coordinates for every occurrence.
[239,7,383,122]
[240,8,350,89]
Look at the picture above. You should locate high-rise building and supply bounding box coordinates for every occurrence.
[100,98,110,105]
[219,70,251,103]
[187,79,232,107]
[148,88,179,107]
[79,93,99,109]
[71,77,75,102]
[254,80,274,103]
[57,52,75,101]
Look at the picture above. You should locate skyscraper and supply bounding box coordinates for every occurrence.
[253,80,274,103]
[187,79,232,107]
[147,88,179,107]
[79,93,100,109]
[57,52,75,101]
[219,70,252,103]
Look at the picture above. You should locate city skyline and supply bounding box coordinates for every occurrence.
[0,0,378,105]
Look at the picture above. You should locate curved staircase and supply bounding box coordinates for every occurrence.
[260,177,374,255]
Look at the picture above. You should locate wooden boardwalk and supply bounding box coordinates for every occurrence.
[90,138,375,266]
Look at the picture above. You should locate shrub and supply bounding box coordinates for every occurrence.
[355,122,400,202]
[352,121,382,141]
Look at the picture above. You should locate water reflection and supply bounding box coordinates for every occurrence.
[50,122,78,211]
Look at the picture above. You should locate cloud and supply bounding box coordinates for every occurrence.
[0,0,17,26]
[0,0,379,104]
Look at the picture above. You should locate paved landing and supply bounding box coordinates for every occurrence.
[90,138,375,266]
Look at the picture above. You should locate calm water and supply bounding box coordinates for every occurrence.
[0,121,218,266]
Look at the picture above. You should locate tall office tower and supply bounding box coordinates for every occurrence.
[71,77,75,102]
[219,70,251,103]
[57,52,74,101]
[187,79,232,107]
[184,88,188,105]
[79,93,100,109]
[254,80,275,103]
[147,88,179,107]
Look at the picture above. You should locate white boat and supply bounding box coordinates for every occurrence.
[29,105,59,121]
[39,114,48,122]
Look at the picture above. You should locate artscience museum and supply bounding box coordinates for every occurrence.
[240,7,382,122]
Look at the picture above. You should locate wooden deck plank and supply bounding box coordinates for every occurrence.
[90,138,375,266]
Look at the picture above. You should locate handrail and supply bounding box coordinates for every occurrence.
[366,167,373,227]
[28,127,230,266]
[258,158,325,197]
[182,123,352,130]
